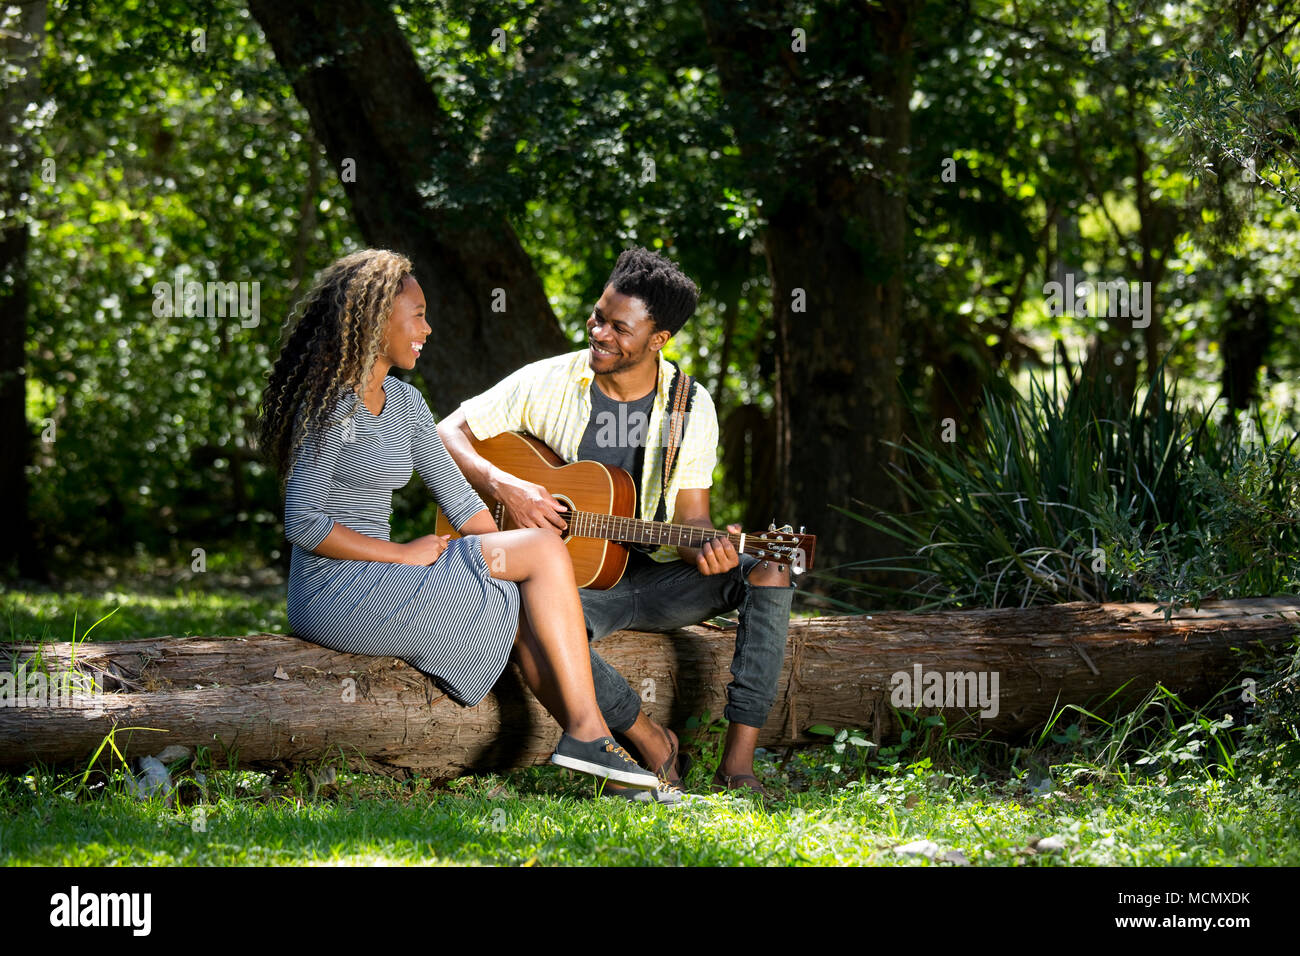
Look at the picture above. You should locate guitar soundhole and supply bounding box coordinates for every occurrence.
[552,494,575,542]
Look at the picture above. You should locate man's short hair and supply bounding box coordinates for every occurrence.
[604,246,699,336]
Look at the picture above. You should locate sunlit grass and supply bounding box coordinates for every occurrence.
[1,573,285,644]
[1,568,1296,866]
[2,754,1296,866]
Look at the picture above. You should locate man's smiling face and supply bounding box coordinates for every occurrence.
[586,286,670,376]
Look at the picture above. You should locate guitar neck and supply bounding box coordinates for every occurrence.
[458,431,814,574]
[567,511,736,552]
[563,512,815,570]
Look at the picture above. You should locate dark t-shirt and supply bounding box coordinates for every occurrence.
[577,380,657,517]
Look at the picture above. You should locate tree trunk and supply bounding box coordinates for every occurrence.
[697,0,916,569]
[2,598,1295,778]
[0,0,45,580]
[245,0,569,412]
[1222,293,1273,412]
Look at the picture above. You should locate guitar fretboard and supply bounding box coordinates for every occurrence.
[567,511,739,550]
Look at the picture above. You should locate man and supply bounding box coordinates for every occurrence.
[438,247,795,800]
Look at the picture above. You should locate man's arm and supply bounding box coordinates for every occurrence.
[673,488,741,575]
[437,408,568,532]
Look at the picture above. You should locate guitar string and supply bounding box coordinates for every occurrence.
[503,504,790,551]
[563,510,794,551]
[481,436,800,554]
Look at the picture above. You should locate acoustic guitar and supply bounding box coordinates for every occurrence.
[433,431,816,589]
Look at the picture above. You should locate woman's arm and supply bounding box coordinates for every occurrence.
[410,387,496,533]
[284,407,349,553]
[457,508,499,535]
[285,401,442,565]
[312,522,410,563]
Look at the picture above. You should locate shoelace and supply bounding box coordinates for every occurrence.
[603,740,643,768]
[654,777,682,796]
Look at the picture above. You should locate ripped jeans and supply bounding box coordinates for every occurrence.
[579,550,795,732]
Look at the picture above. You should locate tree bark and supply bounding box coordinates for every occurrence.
[0,0,45,580]
[2,598,1295,778]
[245,0,569,412]
[697,0,917,570]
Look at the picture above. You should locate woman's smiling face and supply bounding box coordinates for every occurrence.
[380,275,430,371]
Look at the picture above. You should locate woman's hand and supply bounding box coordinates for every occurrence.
[401,533,452,565]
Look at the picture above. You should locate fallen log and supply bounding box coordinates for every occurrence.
[1,598,1297,778]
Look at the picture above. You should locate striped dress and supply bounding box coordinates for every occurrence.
[283,376,520,706]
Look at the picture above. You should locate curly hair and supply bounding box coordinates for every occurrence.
[257,249,413,483]
[604,246,699,336]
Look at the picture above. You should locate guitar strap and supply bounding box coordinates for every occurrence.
[651,360,695,526]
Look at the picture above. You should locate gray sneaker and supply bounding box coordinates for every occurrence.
[601,777,698,806]
[550,734,659,789]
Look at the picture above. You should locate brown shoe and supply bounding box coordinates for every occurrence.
[654,726,686,788]
[710,770,772,800]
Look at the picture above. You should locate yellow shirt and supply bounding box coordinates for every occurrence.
[459,349,718,562]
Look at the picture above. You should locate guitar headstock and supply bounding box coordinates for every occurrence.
[741,524,816,573]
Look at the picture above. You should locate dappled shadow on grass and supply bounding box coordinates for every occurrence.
[1,578,287,644]
[2,779,781,867]
[5,756,1299,867]
[2,546,289,644]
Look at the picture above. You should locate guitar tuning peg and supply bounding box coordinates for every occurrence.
[768,519,776,532]
[799,526,805,535]
[779,524,793,534]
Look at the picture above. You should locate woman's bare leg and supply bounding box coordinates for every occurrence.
[478,528,608,741]
[510,614,566,724]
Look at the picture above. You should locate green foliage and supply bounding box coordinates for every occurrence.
[1,550,287,643]
[807,724,874,777]
[1248,640,1300,772]
[1092,431,1300,610]
[25,0,360,564]
[1165,34,1300,213]
[797,640,1300,813]
[6,725,1298,866]
[834,356,1300,612]
[10,0,1300,577]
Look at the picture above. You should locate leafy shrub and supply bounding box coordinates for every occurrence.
[837,359,1300,613]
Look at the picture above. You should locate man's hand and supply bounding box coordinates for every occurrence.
[696,523,742,576]
[494,474,568,533]
[437,408,567,534]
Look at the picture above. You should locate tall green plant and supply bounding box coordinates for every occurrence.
[834,359,1298,612]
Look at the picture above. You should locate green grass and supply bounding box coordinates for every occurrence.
[1,563,286,644]
[3,747,1296,866]
[2,563,1298,866]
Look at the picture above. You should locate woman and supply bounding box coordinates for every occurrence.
[257,248,658,790]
